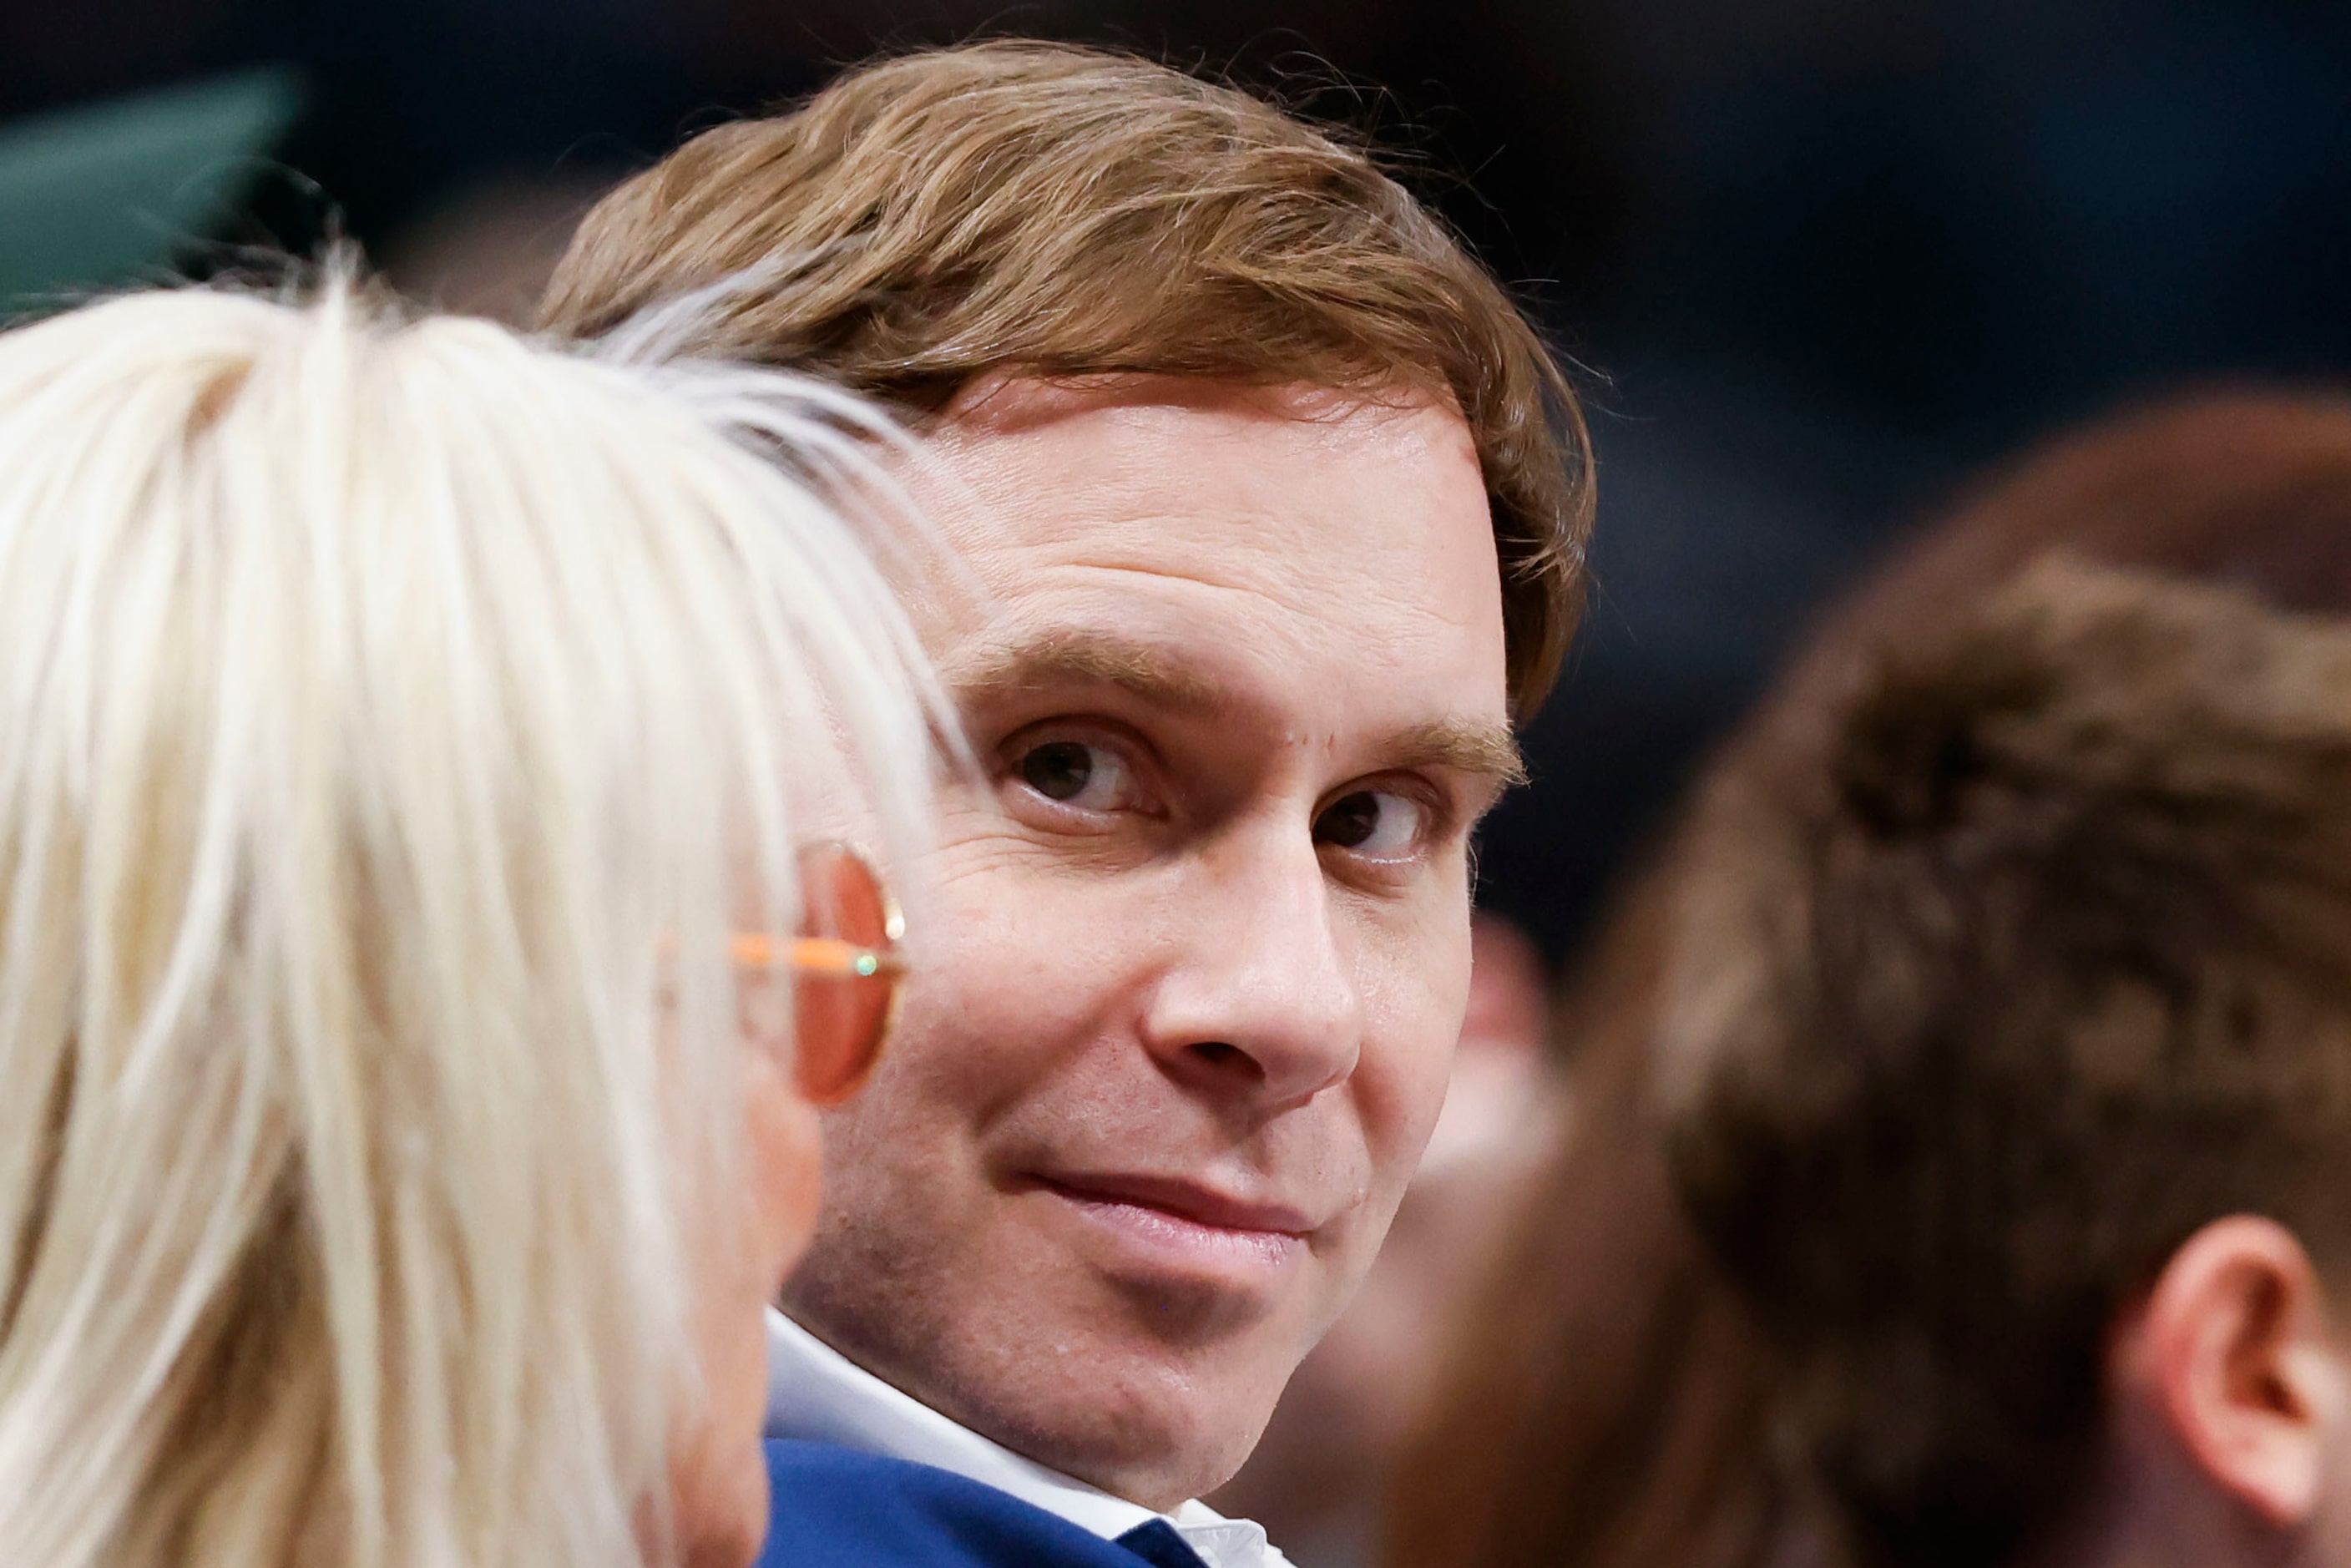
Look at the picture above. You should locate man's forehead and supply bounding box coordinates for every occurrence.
[902,382,1494,594]
[899,370,1512,761]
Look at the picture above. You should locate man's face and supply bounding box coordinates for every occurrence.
[784,377,1515,1508]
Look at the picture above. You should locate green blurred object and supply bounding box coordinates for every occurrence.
[0,67,305,316]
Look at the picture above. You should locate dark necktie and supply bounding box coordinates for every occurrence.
[1117,1520,1211,1568]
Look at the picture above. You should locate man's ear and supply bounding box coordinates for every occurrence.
[2114,1215,2349,1525]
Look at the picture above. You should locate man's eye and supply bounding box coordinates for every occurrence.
[1313,789,1428,857]
[1014,739,1134,811]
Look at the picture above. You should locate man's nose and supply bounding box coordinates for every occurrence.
[1140,828,1363,1110]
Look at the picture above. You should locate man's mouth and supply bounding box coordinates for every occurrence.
[1027,1171,1317,1276]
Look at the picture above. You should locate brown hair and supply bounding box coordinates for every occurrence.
[1666,558,2351,1568]
[1384,390,2351,1568]
[537,39,1591,716]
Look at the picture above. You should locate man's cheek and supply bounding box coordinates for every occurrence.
[936,876,1129,1027]
[1353,984,1469,1162]
[1372,934,1476,1151]
[883,953,1099,1130]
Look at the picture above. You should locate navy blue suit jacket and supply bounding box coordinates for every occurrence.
[756,1439,1207,1568]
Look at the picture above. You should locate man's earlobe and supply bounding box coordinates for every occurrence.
[2117,1215,2348,1525]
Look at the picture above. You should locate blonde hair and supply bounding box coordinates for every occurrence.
[537,39,1593,717]
[0,275,937,1566]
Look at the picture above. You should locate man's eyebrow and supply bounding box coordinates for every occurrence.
[947,632,1227,714]
[1384,716,1529,788]
[948,633,1525,784]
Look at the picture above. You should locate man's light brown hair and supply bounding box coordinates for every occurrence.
[538,39,1591,716]
[1661,559,2351,1568]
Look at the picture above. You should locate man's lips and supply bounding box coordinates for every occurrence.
[1024,1171,1321,1279]
[1033,1172,1318,1238]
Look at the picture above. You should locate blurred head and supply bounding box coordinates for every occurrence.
[0,278,937,1568]
[538,40,1591,1505]
[1387,390,2351,1568]
[1383,868,1808,1568]
[1664,559,2351,1568]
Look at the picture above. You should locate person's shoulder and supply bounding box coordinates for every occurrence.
[756,1439,1152,1568]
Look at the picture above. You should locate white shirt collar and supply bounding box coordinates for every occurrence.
[765,1308,1294,1568]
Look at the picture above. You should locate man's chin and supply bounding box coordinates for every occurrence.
[789,1201,1326,1505]
[959,1193,1332,1501]
[973,1353,1285,1512]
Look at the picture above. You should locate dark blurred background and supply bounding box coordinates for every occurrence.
[10,0,2351,961]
